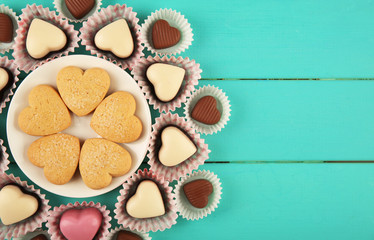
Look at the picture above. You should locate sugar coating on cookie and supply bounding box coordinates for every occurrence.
[27,133,80,185]
[79,138,132,189]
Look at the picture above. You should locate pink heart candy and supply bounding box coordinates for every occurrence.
[59,208,102,240]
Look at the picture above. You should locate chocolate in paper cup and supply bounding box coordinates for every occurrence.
[80,4,144,70]
[0,173,51,239]
[0,56,20,114]
[184,85,231,135]
[14,229,50,240]
[147,112,210,181]
[132,55,201,113]
[46,201,111,240]
[0,139,9,173]
[114,169,177,232]
[0,5,18,54]
[106,226,151,240]
[13,4,79,73]
[54,0,102,22]
[174,170,222,220]
[140,8,193,56]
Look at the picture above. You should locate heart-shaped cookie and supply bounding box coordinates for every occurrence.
[146,63,185,102]
[191,96,221,125]
[183,179,213,208]
[152,19,181,49]
[65,0,95,19]
[79,138,132,189]
[158,126,197,167]
[59,207,102,240]
[0,68,8,91]
[57,66,110,116]
[126,180,165,218]
[90,91,142,143]
[0,13,13,43]
[18,85,71,136]
[26,19,67,59]
[27,133,80,185]
[0,185,39,225]
[94,19,134,58]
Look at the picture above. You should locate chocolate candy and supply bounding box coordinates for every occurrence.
[65,0,95,19]
[31,234,48,240]
[116,230,142,240]
[0,68,9,92]
[183,179,213,208]
[152,19,181,49]
[0,13,13,43]
[191,96,221,125]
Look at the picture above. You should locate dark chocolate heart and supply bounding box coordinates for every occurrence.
[31,234,48,240]
[0,13,13,43]
[152,19,181,49]
[183,179,213,208]
[191,96,221,125]
[116,230,142,240]
[65,0,95,19]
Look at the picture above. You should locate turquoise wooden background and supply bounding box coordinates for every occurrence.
[1,0,374,239]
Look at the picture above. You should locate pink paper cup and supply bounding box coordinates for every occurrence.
[46,201,111,240]
[13,4,79,73]
[132,55,202,113]
[79,4,144,70]
[0,56,20,114]
[0,139,9,173]
[0,173,51,239]
[147,112,210,182]
[114,169,177,232]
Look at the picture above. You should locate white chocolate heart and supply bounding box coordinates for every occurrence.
[0,68,8,91]
[26,18,67,59]
[158,126,197,167]
[94,19,134,58]
[146,63,185,102]
[0,185,39,225]
[126,180,165,219]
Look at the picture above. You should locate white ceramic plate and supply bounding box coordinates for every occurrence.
[7,55,151,198]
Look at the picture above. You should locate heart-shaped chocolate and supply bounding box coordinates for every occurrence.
[56,66,110,116]
[126,180,165,218]
[0,68,9,91]
[59,207,102,240]
[146,63,185,102]
[65,0,95,19]
[183,179,213,208]
[94,19,134,58]
[152,19,181,49]
[26,19,67,59]
[31,235,48,240]
[158,126,197,167]
[79,138,132,189]
[90,91,142,143]
[0,185,39,225]
[27,133,80,185]
[116,230,142,240]
[18,85,71,136]
[0,13,13,43]
[191,96,221,125]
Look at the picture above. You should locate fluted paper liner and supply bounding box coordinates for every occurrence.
[0,173,51,239]
[174,170,222,220]
[147,113,210,181]
[184,85,231,135]
[106,226,151,240]
[46,201,111,240]
[0,56,20,114]
[14,229,50,240]
[13,4,79,73]
[140,8,193,56]
[0,139,9,173]
[132,55,201,113]
[80,4,144,70]
[53,0,102,22]
[0,5,19,54]
[114,169,177,232]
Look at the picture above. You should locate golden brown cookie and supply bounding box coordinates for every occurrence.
[79,138,132,189]
[27,133,80,185]
[56,66,110,116]
[18,85,71,136]
[90,91,142,143]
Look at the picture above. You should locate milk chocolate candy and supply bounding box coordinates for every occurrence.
[152,19,181,49]
[116,230,143,240]
[31,234,48,240]
[0,13,13,43]
[191,96,221,125]
[65,0,95,19]
[183,179,213,208]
